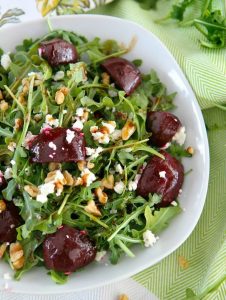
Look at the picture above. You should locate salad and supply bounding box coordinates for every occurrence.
[0,29,192,284]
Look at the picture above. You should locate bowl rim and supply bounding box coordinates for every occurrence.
[0,14,210,294]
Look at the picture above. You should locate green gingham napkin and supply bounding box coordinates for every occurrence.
[91,0,226,299]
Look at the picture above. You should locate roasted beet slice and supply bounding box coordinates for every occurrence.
[0,171,7,191]
[43,225,96,273]
[0,201,21,243]
[29,128,86,163]
[137,151,184,206]
[146,111,182,148]
[101,57,141,96]
[38,38,78,67]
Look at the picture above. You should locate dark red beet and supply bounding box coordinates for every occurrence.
[137,151,184,206]
[146,111,182,148]
[0,171,7,191]
[38,38,78,67]
[101,57,141,96]
[29,127,86,163]
[43,225,96,273]
[0,201,21,243]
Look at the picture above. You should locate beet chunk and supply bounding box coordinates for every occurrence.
[38,38,78,67]
[0,171,7,191]
[43,225,96,273]
[101,57,141,96]
[29,128,86,163]
[137,151,184,206]
[0,201,21,243]
[146,111,182,148]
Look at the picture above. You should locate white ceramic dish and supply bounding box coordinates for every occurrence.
[0,15,209,294]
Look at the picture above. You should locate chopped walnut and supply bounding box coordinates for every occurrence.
[48,162,61,172]
[0,200,6,213]
[73,177,83,186]
[95,187,108,204]
[186,146,194,155]
[55,90,65,105]
[119,295,129,300]
[85,200,102,217]
[0,100,9,112]
[121,119,136,141]
[77,160,86,171]
[14,118,23,131]
[0,243,7,259]
[101,174,114,189]
[101,72,110,85]
[24,185,40,198]
[10,242,24,270]
[63,170,74,186]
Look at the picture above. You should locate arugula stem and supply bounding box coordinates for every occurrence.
[9,62,31,94]
[194,19,226,30]
[93,49,128,64]
[81,83,108,90]
[58,194,70,215]
[78,208,109,229]
[127,155,149,171]
[108,205,146,242]
[4,85,25,115]
[115,237,135,258]
[102,138,149,153]
[117,234,142,244]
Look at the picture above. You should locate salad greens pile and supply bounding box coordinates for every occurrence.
[0,28,188,283]
[135,0,226,49]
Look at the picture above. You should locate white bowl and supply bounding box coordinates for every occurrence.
[0,15,209,294]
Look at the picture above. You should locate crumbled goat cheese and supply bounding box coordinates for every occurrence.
[171,201,178,206]
[66,129,75,144]
[48,142,57,151]
[28,72,43,79]
[53,71,65,81]
[10,160,16,166]
[23,131,36,149]
[172,126,186,146]
[1,53,11,70]
[72,119,83,130]
[128,174,141,191]
[76,107,85,117]
[4,167,13,179]
[95,251,107,262]
[110,209,117,214]
[114,181,125,194]
[102,121,116,134]
[45,114,59,127]
[81,168,96,187]
[160,142,171,150]
[89,147,103,160]
[159,171,166,179]
[111,129,122,141]
[124,147,132,152]
[63,109,67,115]
[143,230,159,247]
[115,163,123,174]
[36,182,55,203]
[85,147,96,156]
[7,142,16,152]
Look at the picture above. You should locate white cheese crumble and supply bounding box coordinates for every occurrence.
[85,147,96,156]
[95,251,107,262]
[28,72,43,79]
[53,71,65,81]
[102,121,116,134]
[143,230,159,247]
[81,168,96,187]
[48,142,57,151]
[10,160,16,166]
[1,53,11,70]
[45,114,59,127]
[114,181,125,194]
[36,182,55,203]
[7,142,16,152]
[115,163,123,174]
[23,131,36,149]
[111,129,122,141]
[128,174,141,191]
[159,171,166,179]
[66,129,75,144]
[172,126,186,146]
[171,201,178,206]
[160,142,171,150]
[4,167,13,179]
[72,119,83,130]
[76,107,85,117]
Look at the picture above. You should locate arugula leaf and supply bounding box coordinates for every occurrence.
[135,0,159,10]
[148,206,182,234]
[168,143,192,160]
[49,270,68,285]
[2,179,17,200]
